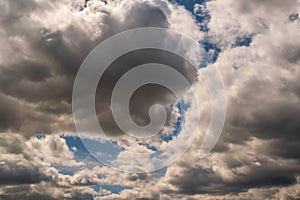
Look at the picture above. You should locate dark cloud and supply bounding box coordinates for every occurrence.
[164,154,299,195]
[289,13,299,22]
[213,73,300,162]
[0,93,60,134]
[0,165,50,185]
[0,184,94,200]
[96,49,197,136]
[0,0,186,137]
[126,172,150,182]
[0,134,98,199]
[1,0,300,199]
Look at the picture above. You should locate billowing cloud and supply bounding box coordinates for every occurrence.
[0,0,300,199]
[0,0,202,137]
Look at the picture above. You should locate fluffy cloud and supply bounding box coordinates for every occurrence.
[0,134,83,184]
[141,0,300,198]
[0,0,201,137]
[92,0,300,198]
[0,134,99,199]
[1,0,300,199]
[0,0,203,198]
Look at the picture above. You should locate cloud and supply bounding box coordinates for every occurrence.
[1,0,300,199]
[131,0,300,198]
[95,0,300,198]
[0,134,116,199]
[0,0,203,198]
[0,134,84,184]
[0,0,202,138]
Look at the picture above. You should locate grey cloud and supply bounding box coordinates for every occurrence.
[0,184,94,200]
[215,68,300,161]
[125,172,150,182]
[155,0,300,197]
[95,49,197,136]
[2,0,300,199]
[0,93,60,134]
[289,13,299,22]
[0,0,192,137]
[0,165,50,185]
[0,0,202,198]
[162,146,300,196]
[0,134,98,199]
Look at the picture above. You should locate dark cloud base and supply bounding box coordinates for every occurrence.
[0,0,300,199]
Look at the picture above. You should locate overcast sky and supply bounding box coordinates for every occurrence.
[0,0,300,199]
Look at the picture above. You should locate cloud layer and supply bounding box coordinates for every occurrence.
[0,0,300,199]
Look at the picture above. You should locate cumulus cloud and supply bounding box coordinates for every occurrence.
[132,0,300,199]
[0,0,203,198]
[1,0,300,199]
[91,0,300,198]
[0,0,202,137]
[0,134,83,184]
[0,134,100,199]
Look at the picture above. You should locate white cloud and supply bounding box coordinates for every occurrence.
[1,0,300,199]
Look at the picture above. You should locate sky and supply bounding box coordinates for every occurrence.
[0,0,300,199]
